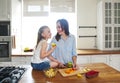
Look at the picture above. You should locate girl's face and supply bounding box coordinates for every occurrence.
[42,28,51,39]
[56,22,64,35]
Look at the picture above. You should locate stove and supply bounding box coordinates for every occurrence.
[0,66,26,83]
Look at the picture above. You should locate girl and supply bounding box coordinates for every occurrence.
[31,25,59,70]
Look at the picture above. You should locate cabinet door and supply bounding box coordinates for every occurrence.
[12,57,26,65]
[0,0,10,21]
[109,55,120,71]
[91,55,109,65]
[77,56,90,64]
[97,0,120,50]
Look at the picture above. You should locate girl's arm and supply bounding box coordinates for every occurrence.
[47,55,60,63]
[40,41,55,59]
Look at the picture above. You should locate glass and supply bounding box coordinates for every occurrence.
[118,34,120,40]
[114,34,117,40]
[114,18,117,24]
[118,18,120,24]
[114,41,117,47]
[114,10,117,16]
[109,34,111,40]
[105,3,108,9]
[110,42,112,48]
[118,42,120,47]
[105,35,108,40]
[114,3,117,9]
[109,18,111,24]
[118,27,120,33]
[105,27,108,33]
[109,27,112,33]
[109,3,111,9]
[0,42,9,57]
[118,10,120,16]
[114,27,117,33]
[105,42,108,48]
[118,3,120,9]
[105,10,108,16]
[109,10,111,16]
[105,18,108,24]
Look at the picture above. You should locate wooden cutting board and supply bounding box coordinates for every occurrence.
[58,68,81,77]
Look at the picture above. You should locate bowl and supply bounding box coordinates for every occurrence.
[43,68,57,78]
[85,70,99,78]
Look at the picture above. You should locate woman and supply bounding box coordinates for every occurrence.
[50,19,77,69]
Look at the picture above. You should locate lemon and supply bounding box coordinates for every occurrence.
[77,73,82,78]
[24,47,29,50]
[51,43,56,47]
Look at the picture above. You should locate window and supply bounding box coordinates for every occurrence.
[23,0,49,16]
[23,0,75,16]
[12,0,76,54]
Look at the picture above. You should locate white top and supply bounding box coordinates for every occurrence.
[31,39,49,63]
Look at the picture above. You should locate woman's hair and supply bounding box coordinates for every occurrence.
[36,25,48,47]
[55,19,70,41]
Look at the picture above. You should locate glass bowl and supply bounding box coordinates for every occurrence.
[43,68,57,78]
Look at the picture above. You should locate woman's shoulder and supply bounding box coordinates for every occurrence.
[69,34,75,38]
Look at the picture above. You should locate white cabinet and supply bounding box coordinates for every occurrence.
[11,56,32,65]
[97,0,120,50]
[91,55,109,65]
[12,57,26,65]
[109,54,120,71]
[77,56,90,64]
[0,0,11,21]
[77,54,120,71]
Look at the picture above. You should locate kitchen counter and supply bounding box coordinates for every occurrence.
[19,63,120,83]
[77,49,120,55]
[12,49,120,56]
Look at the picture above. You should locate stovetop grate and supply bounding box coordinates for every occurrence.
[0,66,27,83]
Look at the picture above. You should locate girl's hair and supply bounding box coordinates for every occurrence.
[36,25,48,47]
[55,19,70,41]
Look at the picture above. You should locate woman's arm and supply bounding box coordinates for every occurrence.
[72,56,77,67]
[72,35,78,69]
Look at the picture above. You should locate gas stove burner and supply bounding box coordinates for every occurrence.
[0,66,26,83]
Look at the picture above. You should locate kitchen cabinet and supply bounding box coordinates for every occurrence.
[109,54,120,71]
[77,56,90,64]
[0,0,11,21]
[90,55,109,65]
[0,56,32,66]
[97,0,120,50]
[77,54,120,71]
[12,56,32,65]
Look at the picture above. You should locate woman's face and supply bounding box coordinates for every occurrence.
[56,22,64,35]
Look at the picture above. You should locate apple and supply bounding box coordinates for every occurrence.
[51,43,56,47]
[66,62,73,68]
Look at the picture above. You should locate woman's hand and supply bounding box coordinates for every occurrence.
[58,62,66,68]
[73,63,79,70]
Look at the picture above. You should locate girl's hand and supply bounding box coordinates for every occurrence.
[51,46,56,51]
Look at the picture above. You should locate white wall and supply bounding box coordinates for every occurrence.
[77,0,97,49]
[11,0,22,53]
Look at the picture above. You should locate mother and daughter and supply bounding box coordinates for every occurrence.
[31,19,77,70]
